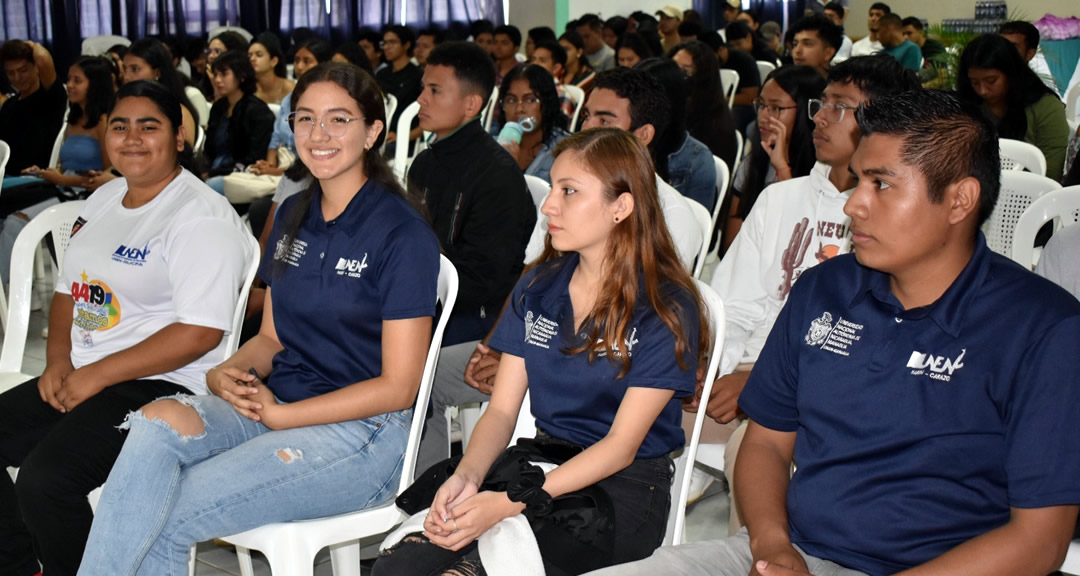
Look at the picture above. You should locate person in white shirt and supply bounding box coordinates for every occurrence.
[850,2,890,57]
[0,80,254,576]
[823,1,854,61]
[684,56,919,531]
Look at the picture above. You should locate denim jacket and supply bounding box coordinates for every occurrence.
[666,133,718,212]
[525,127,572,183]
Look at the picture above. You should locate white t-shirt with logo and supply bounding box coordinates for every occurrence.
[56,169,255,395]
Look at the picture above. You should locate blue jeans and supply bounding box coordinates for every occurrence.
[77,394,411,576]
[205,175,226,195]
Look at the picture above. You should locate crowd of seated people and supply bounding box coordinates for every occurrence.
[0,7,1078,575]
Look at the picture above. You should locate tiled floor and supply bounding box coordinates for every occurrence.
[8,256,733,575]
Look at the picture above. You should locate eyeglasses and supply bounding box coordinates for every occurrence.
[379,39,400,49]
[808,98,859,123]
[753,98,797,117]
[288,111,362,138]
[503,95,540,109]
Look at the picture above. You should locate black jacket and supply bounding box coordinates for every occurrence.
[205,93,275,177]
[408,118,536,345]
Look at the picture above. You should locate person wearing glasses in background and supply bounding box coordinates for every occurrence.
[496,64,571,183]
[375,25,423,145]
[679,56,920,539]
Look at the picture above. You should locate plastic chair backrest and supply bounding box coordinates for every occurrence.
[689,199,714,279]
[193,124,207,156]
[756,60,776,85]
[0,201,85,372]
[395,255,460,492]
[223,232,262,357]
[999,138,1047,176]
[0,140,10,181]
[1065,81,1079,128]
[562,84,585,131]
[384,94,398,131]
[984,171,1061,258]
[482,86,500,133]
[524,175,550,209]
[267,102,282,120]
[82,35,130,56]
[665,281,725,546]
[734,130,745,169]
[48,120,68,170]
[720,69,739,109]
[393,101,422,185]
[1010,186,1080,268]
[707,155,732,263]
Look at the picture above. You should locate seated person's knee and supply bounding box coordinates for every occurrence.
[139,399,204,437]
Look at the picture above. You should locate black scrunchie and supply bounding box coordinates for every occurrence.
[506,464,554,517]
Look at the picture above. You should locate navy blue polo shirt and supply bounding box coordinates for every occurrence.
[260,180,440,403]
[489,254,699,459]
[740,233,1080,576]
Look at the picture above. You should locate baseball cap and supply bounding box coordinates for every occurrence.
[656,6,683,20]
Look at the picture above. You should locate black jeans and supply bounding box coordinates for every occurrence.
[374,448,674,576]
[0,377,187,576]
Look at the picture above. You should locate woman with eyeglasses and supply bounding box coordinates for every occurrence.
[202,50,275,193]
[78,62,441,575]
[724,65,825,250]
[497,64,571,183]
[202,31,249,100]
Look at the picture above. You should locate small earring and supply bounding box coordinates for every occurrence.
[614,216,620,223]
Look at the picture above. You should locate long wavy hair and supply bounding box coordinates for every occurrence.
[740,65,825,218]
[531,128,709,377]
[957,33,1058,141]
[68,56,115,129]
[498,64,569,146]
[672,40,737,167]
[273,62,404,278]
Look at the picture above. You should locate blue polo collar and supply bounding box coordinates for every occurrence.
[305,178,380,236]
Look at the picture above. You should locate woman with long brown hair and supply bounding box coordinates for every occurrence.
[375,127,710,576]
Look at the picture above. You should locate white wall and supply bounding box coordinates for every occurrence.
[844,0,1080,38]
[509,0,556,32]
[566,0,692,21]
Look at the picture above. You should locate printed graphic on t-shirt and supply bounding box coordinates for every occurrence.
[71,270,122,341]
[335,253,369,278]
[273,234,308,267]
[804,311,864,356]
[111,242,151,266]
[777,218,850,299]
[906,348,966,382]
[524,311,559,349]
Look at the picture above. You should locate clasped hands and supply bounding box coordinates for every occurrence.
[422,473,525,551]
[207,366,284,428]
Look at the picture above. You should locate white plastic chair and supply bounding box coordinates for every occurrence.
[392,101,421,185]
[983,171,1062,258]
[383,94,398,133]
[82,35,130,56]
[267,102,282,120]
[48,122,68,172]
[1065,80,1079,132]
[689,199,713,279]
[1009,186,1080,269]
[1060,540,1080,574]
[561,84,585,131]
[665,281,725,546]
[482,86,500,133]
[193,124,207,156]
[999,138,1047,176]
[706,155,732,264]
[755,60,776,86]
[524,174,550,209]
[719,69,739,110]
[221,255,459,576]
[0,140,10,331]
[735,130,745,168]
[0,201,84,395]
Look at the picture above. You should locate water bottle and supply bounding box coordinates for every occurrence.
[496,116,537,146]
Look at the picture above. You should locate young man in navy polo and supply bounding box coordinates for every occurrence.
[588,90,1080,576]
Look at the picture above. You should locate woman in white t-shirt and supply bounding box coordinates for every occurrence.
[0,80,254,576]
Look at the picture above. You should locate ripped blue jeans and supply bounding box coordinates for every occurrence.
[77,394,411,576]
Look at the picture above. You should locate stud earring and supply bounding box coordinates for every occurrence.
[614,216,620,223]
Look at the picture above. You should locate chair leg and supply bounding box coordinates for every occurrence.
[0,280,7,333]
[236,546,257,576]
[329,541,362,576]
[188,544,198,576]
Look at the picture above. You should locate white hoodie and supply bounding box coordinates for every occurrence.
[710,162,853,375]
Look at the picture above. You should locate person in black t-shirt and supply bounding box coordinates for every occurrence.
[375,25,423,145]
[0,40,66,176]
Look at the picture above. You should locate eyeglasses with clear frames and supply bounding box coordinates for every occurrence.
[503,95,541,109]
[753,98,797,117]
[288,111,362,138]
[808,99,859,123]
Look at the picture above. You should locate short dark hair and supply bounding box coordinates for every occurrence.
[533,40,567,69]
[591,67,670,143]
[877,13,902,29]
[678,20,703,38]
[419,27,446,44]
[856,89,999,226]
[425,41,496,101]
[604,16,628,38]
[577,14,604,31]
[211,31,249,53]
[384,25,416,55]
[823,2,846,20]
[333,42,372,72]
[470,19,495,38]
[826,54,920,101]
[869,2,892,13]
[0,40,34,65]
[252,32,288,78]
[901,17,924,31]
[615,33,654,62]
[725,21,753,43]
[357,28,382,53]
[790,14,844,51]
[528,26,557,47]
[999,20,1040,51]
[560,29,585,51]
[299,37,334,64]
[494,25,522,48]
[211,49,257,94]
